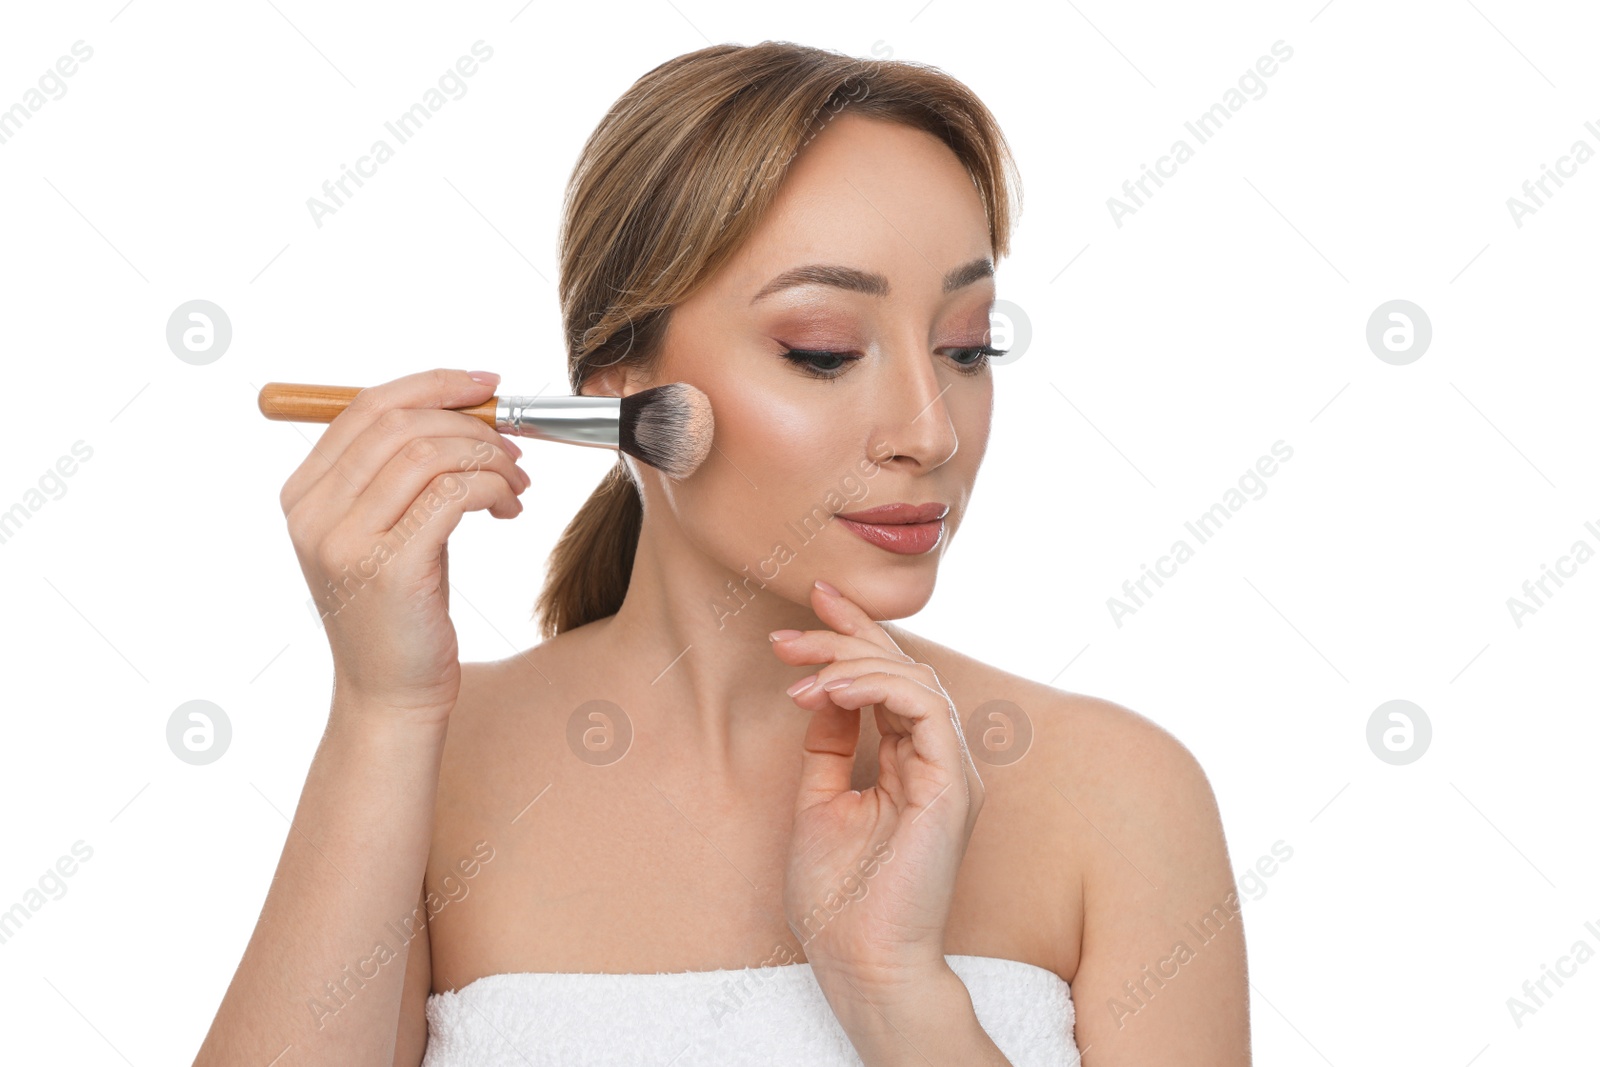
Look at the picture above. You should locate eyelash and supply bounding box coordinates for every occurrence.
[779,346,1005,380]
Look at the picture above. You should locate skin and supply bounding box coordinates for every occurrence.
[395,113,1250,1064]
[197,109,1246,1067]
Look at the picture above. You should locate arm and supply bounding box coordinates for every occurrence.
[196,368,528,1064]
[819,967,1014,1067]
[392,880,435,1066]
[1065,703,1250,1064]
[191,701,446,1067]
[771,584,1015,1066]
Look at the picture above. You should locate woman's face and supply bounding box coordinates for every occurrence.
[604,111,997,623]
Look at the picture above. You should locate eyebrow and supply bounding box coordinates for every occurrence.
[749,256,993,304]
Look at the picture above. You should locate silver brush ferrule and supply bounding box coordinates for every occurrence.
[494,395,622,451]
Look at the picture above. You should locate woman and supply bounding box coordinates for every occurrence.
[196,41,1249,1066]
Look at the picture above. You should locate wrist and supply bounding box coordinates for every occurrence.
[815,959,962,1031]
[808,945,951,1003]
[818,964,999,1067]
[329,661,459,728]
[329,691,453,738]
[816,956,959,1005]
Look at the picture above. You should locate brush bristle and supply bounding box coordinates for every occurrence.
[617,383,715,479]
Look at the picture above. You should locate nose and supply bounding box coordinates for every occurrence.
[876,349,960,470]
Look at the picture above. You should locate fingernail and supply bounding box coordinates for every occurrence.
[769,629,804,642]
[787,674,818,697]
[503,438,523,458]
[815,579,841,597]
[469,370,499,385]
[822,677,854,692]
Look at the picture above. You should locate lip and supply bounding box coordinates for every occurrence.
[834,502,949,524]
[834,502,949,556]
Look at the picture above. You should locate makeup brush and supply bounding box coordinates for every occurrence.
[257,381,715,479]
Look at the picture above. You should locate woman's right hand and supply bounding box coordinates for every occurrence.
[277,368,530,726]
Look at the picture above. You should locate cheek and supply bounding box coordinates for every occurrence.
[726,388,810,452]
[715,384,862,484]
[956,379,993,462]
[672,383,864,557]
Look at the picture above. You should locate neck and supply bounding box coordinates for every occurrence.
[598,508,834,774]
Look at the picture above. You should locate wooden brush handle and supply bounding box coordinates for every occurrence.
[257,382,498,426]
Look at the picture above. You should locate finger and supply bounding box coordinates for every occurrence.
[821,672,964,776]
[769,627,910,670]
[838,674,974,826]
[786,656,939,716]
[931,704,987,833]
[862,699,986,842]
[806,580,906,660]
[378,465,521,558]
[288,408,526,541]
[322,462,521,574]
[343,435,527,535]
[794,695,864,817]
[278,368,501,516]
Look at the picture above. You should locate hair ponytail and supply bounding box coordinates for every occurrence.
[534,456,642,641]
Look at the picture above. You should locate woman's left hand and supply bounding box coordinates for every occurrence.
[768,578,985,995]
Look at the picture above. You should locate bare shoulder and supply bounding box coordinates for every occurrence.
[894,628,1244,1029]
[421,627,605,992]
[429,626,600,849]
[889,626,1212,788]
[887,625,1227,868]
[444,618,609,750]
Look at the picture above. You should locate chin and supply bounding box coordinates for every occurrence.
[822,566,937,621]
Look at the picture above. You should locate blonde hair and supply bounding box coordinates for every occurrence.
[534,40,1021,639]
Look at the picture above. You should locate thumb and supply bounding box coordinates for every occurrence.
[794,699,861,815]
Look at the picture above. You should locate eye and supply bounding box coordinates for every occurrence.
[946,345,1005,374]
[779,349,859,380]
[778,344,1007,381]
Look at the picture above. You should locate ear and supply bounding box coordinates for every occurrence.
[578,366,632,398]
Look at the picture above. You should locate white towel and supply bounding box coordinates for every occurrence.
[422,953,1079,1066]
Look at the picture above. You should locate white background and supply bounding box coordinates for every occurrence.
[1,1,1596,1063]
